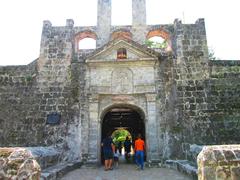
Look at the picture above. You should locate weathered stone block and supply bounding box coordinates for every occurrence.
[216,166,231,180]
[198,145,240,180]
[0,148,41,179]
[231,166,240,180]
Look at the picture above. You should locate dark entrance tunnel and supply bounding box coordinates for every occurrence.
[101,106,145,163]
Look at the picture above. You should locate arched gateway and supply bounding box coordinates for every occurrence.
[101,104,145,138]
[84,39,161,164]
[87,95,160,164]
[100,104,146,162]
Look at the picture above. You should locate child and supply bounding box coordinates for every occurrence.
[113,151,119,168]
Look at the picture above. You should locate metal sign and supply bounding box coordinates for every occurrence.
[46,113,61,125]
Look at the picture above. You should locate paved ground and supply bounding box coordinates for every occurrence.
[60,163,192,180]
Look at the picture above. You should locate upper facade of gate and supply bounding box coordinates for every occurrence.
[40,0,207,62]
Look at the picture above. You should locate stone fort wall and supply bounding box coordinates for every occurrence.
[0,0,239,162]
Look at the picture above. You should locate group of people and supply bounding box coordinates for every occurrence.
[113,136,132,168]
[101,133,145,171]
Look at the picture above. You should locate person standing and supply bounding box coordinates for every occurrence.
[117,141,122,155]
[101,133,114,171]
[134,134,145,170]
[124,136,132,162]
[113,151,119,168]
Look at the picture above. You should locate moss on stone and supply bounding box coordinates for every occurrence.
[8,169,17,175]
[71,87,79,102]
[171,125,183,134]
[0,150,12,158]
[7,160,23,170]
[25,75,33,82]
[8,131,18,140]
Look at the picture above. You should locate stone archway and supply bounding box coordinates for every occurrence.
[100,104,146,163]
[86,94,160,164]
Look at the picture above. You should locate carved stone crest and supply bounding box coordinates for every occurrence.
[111,68,133,94]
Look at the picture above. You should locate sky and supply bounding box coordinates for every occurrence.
[0,0,239,66]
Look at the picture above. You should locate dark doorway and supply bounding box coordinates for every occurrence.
[101,106,145,164]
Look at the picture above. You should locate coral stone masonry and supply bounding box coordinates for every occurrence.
[0,0,239,168]
[197,145,240,180]
[0,148,41,179]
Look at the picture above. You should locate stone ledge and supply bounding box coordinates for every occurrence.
[26,146,61,169]
[40,160,82,180]
[145,159,162,167]
[209,60,240,66]
[165,160,197,179]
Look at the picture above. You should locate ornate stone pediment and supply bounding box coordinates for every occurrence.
[86,39,158,62]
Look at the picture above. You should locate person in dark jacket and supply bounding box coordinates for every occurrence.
[124,136,132,161]
[101,133,114,170]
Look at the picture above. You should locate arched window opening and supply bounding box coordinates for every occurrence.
[75,31,97,50]
[78,38,96,49]
[145,36,167,49]
[146,29,172,51]
[117,48,127,59]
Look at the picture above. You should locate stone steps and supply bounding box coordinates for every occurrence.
[40,160,82,180]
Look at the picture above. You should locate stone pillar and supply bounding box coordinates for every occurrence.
[66,104,82,161]
[38,20,52,70]
[132,0,146,26]
[87,95,99,163]
[66,19,74,28]
[146,94,160,161]
[132,0,147,44]
[38,19,74,74]
[97,0,111,47]
[173,18,209,80]
[81,106,89,162]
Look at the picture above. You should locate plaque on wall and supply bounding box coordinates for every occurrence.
[46,113,61,125]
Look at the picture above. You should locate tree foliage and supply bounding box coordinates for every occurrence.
[145,39,167,49]
[112,129,129,143]
[208,48,220,60]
